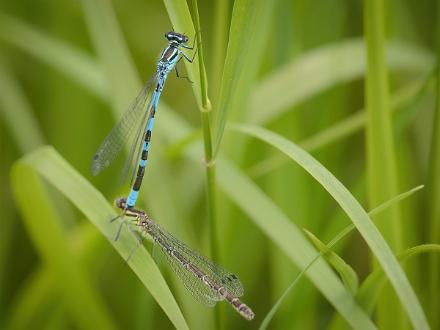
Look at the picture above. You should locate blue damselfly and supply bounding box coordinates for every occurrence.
[115,198,255,321]
[92,32,196,209]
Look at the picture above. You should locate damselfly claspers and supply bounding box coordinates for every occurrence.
[115,197,255,321]
[91,32,196,209]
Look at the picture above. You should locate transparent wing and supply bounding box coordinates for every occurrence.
[150,222,244,299]
[154,235,219,307]
[119,107,148,187]
[158,226,244,297]
[91,77,156,176]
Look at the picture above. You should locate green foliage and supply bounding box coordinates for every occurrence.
[259,185,425,330]
[12,147,188,329]
[231,123,428,329]
[0,0,438,329]
[304,229,359,294]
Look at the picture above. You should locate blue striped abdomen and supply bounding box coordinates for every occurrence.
[125,47,181,208]
[126,87,162,208]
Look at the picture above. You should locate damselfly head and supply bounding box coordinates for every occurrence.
[165,31,189,45]
[115,197,127,210]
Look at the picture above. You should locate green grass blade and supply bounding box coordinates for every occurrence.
[364,0,406,327]
[5,222,105,330]
[427,3,440,327]
[11,160,116,330]
[247,71,434,178]
[81,0,141,113]
[0,13,107,100]
[158,111,374,328]
[190,0,210,110]
[0,59,45,153]
[212,0,275,155]
[358,244,440,315]
[331,244,440,329]
[160,112,376,327]
[216,158,376,329]
[5,268,57,330]
[304,229,359,294]
[300,72,434,153]
[5,219,101,329]
[258,185,423,330]
[250,39,433,125]
[364,0,402,250]
[230,123,429,330]
[367,185,424,218]
[12,146,189,329]
[210,0,230,104]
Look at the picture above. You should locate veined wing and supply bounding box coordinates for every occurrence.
[151,221,244,299]
[119,104,149,187]
[91,77,155,176]
[154,234,219,307]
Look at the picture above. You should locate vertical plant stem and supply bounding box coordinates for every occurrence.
[428,2,440,327]
[190,0,221,327]
[364,0,404,328]
[190,0,216,265]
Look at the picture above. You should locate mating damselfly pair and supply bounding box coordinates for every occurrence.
[91,32,254,320]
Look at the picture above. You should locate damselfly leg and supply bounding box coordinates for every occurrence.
[111,211,145,263]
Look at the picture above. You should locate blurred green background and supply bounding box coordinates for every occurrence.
[1,0,439,329]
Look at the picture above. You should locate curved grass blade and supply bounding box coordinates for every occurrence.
[0,13,107,100]
[5,222,105,330]
[12,146,189,330]
[358,244,440,315]
[0,59,45,153]
[330,244,440,329]
[11,162,116,330]
[249,39,433,125]
[216,158,376,329]
[304,229,359,295]
[213,0,275,155]
[5,268,57,330]
[230,123,429,330]
[81,0,141,114]
[150,109,377,328]
[258,185,424,330]
[247,70,435,178]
